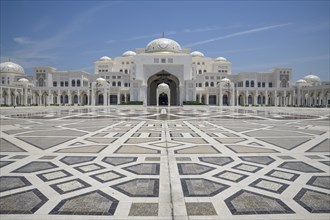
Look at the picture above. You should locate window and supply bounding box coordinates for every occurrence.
[199,83,202,87]
[193,62,195,64]
[112,76,116,79]
[106,76,109,79]
[205,76,209,79]
[251,80,255,87]
[258,82,261,87]
[262,82,265,87]
[245,80,249,87]
[168,58,173,63]
[205,82,209,87]
[217,76,220,80]
[112,82,116,86]
[60,81,64,87]
[154,58,159,63]
[210,76,214,80]
[161,58,166,63]
[38,78,44,87]
[53,81,57,87]
[203,70,207,72]
[269,82,272,88]
[120,69,123,72]
[117,76,121,79]
[202,62,205,65]
[124,83,128,87]
[210,82,214,87]
[198,70,202,74]
[117,81,121,87]
[126,62,129,64]
[77,80,81,87]
[98,69,101,72]
[124,69,128,74]
[197,62,200,65]
[72,80,75,87]
[65,81,68,87]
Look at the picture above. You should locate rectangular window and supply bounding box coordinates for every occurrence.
[117,76,121,79]
[262,82,265,87]
[258,82,261,87]
[65,81,68,87]
[205,76,209,79]
[269,82,272,88]
[154,58,159,63]
[60,81,64,87]
[53,81,57,87]
[161,58,166,63]
[217,76,220,80]
[112,76,116,79]
[168,58,173,63]
[106,76,109,79]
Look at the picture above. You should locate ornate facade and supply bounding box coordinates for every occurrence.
[1,37,329,107]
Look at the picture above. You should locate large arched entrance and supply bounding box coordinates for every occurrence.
[147,71,180,106]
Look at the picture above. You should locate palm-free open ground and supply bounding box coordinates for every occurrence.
[0,106,329,220]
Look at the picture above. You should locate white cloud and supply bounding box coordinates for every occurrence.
[13,37,34,44]
[183,23,293,47]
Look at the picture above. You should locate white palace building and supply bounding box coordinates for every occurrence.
[1,37,329,107]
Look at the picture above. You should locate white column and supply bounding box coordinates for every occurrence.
[219,88,222,106]
[274,90,278,106]
[168,90,170,107]
[206,92,209,105]
[265,90,269,105]
[117,92,120,105]
[24,86,28,105]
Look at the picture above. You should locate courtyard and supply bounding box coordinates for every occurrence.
[0,105,329,220]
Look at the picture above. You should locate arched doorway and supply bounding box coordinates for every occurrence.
[147,71,180,106]
[158,93,168,105]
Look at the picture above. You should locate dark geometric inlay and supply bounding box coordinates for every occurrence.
[90,170,126,183]
[0,161,14,168]
[17,137,74,150]
[74,163,105,173]
[320,161,330,166]
[181,178,229,197]
[278,161,324,173]
[225,190,295,215]
[129,203,158,216]
[306,176,330,190]
[123,163,160,175]
[186,202,217,216]
[177,163,215,175]
[265,169,300,182]
[37,169,73,182]
[249,178,289,194]
[0,138,26,152]
[8,155,29,159]
[278,155,295,160]
[0,188,48,214]
[50,178,91,194]
[294,188,330,213]
[102,157,137,166]
[199,157,234,166]
[12,161,58,173]
[213,170,249,183]
[0,176,32,192]
[0,155,7,158]
[239,156,275,165]
[49,190,118,215]
[60,156,96,165]
[111,178,159,197]
[306,138,330,152]
[232,163,263,173]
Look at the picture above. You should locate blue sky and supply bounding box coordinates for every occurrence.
[1,0,329,81]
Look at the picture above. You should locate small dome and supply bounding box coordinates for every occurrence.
[221,78,231,83]
[99,56,111,61]
[215,57,227,61]
[303,74,321,83]
[96,77,106,85]
[122,51,136,57]
[191,51,205,57]
[0,61,25,75]
[146,37,182,53]
[158,83,169,88]
[18,78,29,83]
[296,79,307,84]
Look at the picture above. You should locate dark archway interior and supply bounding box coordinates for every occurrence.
[159,93,168,105]
[147,71,179,106]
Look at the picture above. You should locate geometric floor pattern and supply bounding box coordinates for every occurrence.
[0,106,329,219]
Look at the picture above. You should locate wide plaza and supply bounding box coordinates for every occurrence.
[0,105,329,220]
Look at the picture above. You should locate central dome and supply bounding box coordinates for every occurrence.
[145,37,182,53]
[0,61,25,75]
